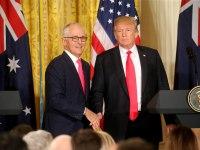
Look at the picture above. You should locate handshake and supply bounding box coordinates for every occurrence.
[84,107,103,131]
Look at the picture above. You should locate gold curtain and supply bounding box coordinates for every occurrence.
[22,0,141,128]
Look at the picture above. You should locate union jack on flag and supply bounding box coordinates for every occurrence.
[0,0,36,131]
[174,0,200,90]
[90,0,141,78]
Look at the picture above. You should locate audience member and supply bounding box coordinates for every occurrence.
[117,137,153,150]
[166,125,199,150]
[0,132,28,150]
[96,130,115,150]
[23,129,53,150]
[48,135,72,150]
[10,123,33,138]
[72,129,102,150]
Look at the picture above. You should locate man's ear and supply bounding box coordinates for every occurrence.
[61,38,65,45]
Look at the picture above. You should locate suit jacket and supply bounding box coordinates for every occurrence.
[43,52,90,136]
[91,45,170,142]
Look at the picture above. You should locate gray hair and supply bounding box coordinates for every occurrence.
[23,130,53,150]
[62,22,82,37]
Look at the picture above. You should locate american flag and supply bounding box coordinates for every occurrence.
[0,0,36,131]
[174,0,200,89]
[90,0,141,78]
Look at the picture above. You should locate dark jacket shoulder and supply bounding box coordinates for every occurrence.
[47,53,67,68]
[136,45,158,53]
[98,45,158,56]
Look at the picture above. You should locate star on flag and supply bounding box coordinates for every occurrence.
[23,106,31,115]
[7,56,21,73]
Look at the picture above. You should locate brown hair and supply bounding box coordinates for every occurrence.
[72,129,102,150]
[167,125,198,150]
[10,124,33,138]
[117,138,153,150]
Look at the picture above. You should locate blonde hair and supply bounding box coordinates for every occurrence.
[114,16,138,32]
[95,130,115,150]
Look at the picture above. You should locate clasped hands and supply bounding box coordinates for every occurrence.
[84,107,102,131]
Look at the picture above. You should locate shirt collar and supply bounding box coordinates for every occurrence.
[119,44,137,55]
[64,50,79,64]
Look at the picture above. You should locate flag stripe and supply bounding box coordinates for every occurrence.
[93,19,114,50]
[0,0,27,38]
[181,0,191,7]
[0,15,4,53]
[10,0,27,30]
[15,0,21,4]
[180,0,193,13]
[92,33,105,54]
[91,47,97,66]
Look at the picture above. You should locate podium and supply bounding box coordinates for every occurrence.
[0,91,22,115]
[147,90,200,128]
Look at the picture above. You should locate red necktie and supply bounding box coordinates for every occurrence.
[126,51,138,120]
[77,59,85,93]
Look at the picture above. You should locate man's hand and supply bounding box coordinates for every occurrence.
[97,112,103,119]
[84,108,101,130]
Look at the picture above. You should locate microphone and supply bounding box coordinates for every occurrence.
[186,47,199,86]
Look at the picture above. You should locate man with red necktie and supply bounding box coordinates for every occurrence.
[43,23,99,136]
[90,16,176,149]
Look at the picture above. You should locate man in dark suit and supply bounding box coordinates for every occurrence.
[90,16,174,148]
[43,23,99,136]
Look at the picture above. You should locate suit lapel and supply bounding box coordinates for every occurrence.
[62,52,78,76]
[137,46,147,95]
[62,52,85,96]
[113,47,128,96]
[81,59,89,98]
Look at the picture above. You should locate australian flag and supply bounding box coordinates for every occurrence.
[174,0,200,90]
[0,0,36,131]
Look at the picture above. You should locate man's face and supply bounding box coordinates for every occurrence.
[114,21,137,49]
[63,24,87,57]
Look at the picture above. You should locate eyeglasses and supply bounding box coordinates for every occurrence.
[63,36,87,42]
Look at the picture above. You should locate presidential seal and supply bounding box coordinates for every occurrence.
[188,86,200,112]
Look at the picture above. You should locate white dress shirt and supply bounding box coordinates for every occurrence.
[119,45,142,111]
[64,50,79,72]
